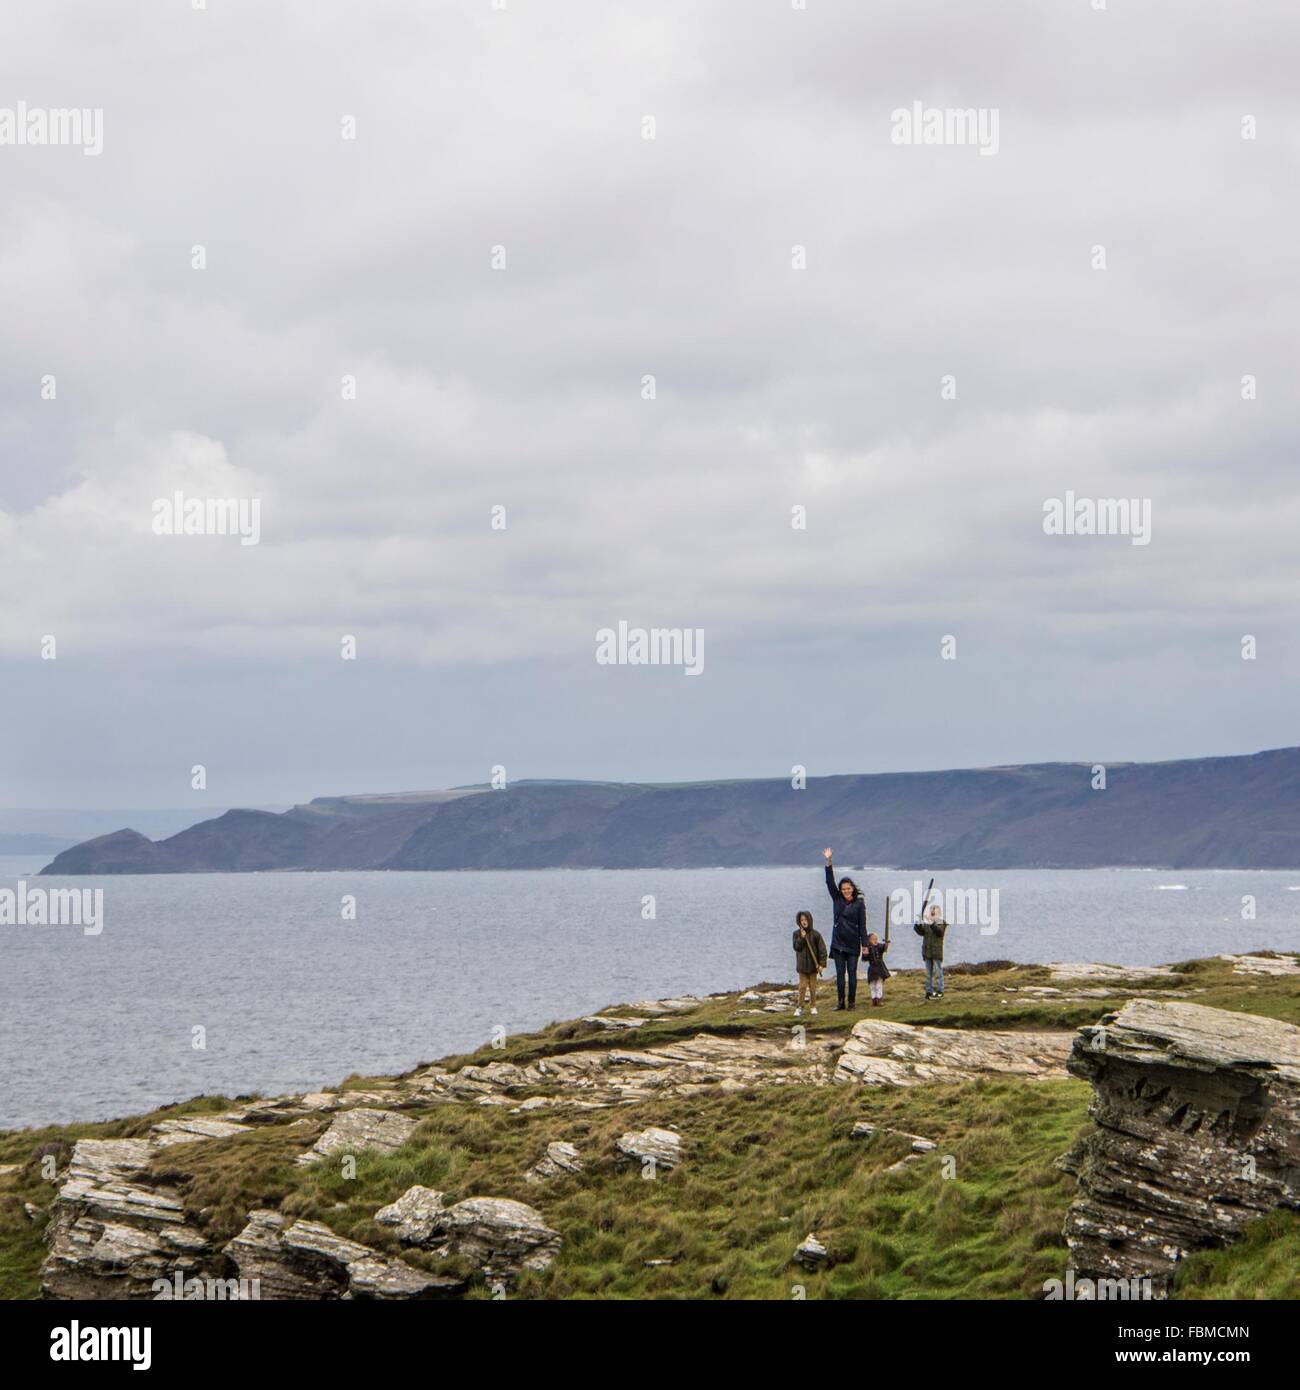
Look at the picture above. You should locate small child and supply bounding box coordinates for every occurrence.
[792,910,827,1017]
[862,931,890,1006]
[914,902,948,999]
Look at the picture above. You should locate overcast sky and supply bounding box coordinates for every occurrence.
[2,0,1297,810]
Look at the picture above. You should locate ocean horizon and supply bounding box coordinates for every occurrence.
[2,858,1298,1130]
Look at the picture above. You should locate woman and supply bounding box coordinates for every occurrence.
[821,848,868,1010]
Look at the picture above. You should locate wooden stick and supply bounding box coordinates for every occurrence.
[800,928,824,978]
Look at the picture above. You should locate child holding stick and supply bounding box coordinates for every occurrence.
[860,892,891,1006]
[792,910,828,1017]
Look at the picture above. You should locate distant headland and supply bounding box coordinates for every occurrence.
[38,746,1300,874]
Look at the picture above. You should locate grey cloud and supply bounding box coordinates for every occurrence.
[0,0,1296,805]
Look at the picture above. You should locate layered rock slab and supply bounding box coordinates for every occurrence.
[41,1139,217,1299]
[296,1107,418,1165]
[526,1140,584,1183]
[835,1020,1073,1086]
[413,1032,838,1110]
[616,1126,683,1171]
[1219,953,1300,977]
[226,1209,464,1299]
[374,1186,560,1282]
[1061,999,1300,1296]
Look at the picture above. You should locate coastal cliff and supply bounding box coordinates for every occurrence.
[2,953,1297,1300]
[40,746,1300,874]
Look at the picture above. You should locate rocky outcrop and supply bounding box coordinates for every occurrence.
[1219,953,1300,976]
[428,1198,561,1281]
[150,1117,252,1147]
[1061,999,1300,1297]
[413,1031,838,1111]
[627,996,703,1015]
[794,1234,829,1270]
[851,1122,940,1177]
[374,1187,561,1282]
[216,1094,338,1123]
[526,1141,584,1183]
[296,1107,418,1165]
[835,1019,1073,1086]
[226,1209,464,1299]
[40,1110,436,1299]
[1016,963,1200,1004]
[221,1089,412,1123]
[1047,962,1180,982]
[737,988,799,1014]
[41,1139,218,1299]
[616,1126,682,1171]
[372,1185,447,1244]
[850,1121,936,1152]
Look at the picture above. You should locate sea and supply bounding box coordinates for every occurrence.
[2,857,1298,1130]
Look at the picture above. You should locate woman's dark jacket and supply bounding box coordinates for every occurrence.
[864,940,890,981]
[792,926,828,975]
[824,864,868,954]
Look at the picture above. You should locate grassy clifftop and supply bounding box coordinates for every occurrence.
[2,953,1297,1300]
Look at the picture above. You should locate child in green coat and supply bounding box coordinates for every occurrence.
[914,902,948,999]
